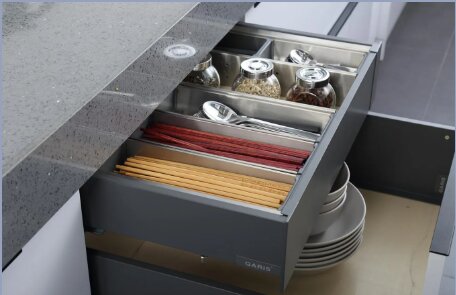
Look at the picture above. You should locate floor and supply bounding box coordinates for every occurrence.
[371,2,455,127]
[86,189,439,295]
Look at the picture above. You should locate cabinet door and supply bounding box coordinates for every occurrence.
[2,192,91,295]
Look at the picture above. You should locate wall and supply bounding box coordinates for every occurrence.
[2,192,91,295]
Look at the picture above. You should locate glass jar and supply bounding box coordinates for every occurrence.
[286,67,336,108]
[184,54,220,87]
[232,58,281,98]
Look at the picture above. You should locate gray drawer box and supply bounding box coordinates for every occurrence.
[80,24,380,290]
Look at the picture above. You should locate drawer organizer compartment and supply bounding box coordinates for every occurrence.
[232,25,369,70]
[81,23,380,291]
[210,50,356,107]
[157,84,329,137]
[96,138,297,209]
[214,32,269,56]
[141,111,313,174]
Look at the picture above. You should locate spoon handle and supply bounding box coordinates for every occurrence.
[317,63,357,73]
[240,117,320,141]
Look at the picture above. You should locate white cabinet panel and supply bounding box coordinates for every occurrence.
[2,191,91,295]
[338,3,375,43]
[338,2,405,59]
[244,2,348,35]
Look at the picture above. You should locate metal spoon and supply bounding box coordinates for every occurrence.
[202,101,320,141]
[287,49,358,74]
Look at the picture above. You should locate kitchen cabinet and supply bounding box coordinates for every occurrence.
[2,192,90,295]
[80,22,380,293]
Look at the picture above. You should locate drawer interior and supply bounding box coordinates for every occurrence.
[231,25,370,68]
[214,32,269,56]
[215,29,368,69]
[210,50,356,107]
[111,139,296,184]
[262,39,365,69]
[99,131,304,211]
[144,110,315,152]
[157,84,331,134]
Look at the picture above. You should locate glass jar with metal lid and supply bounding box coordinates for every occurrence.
[232,58,281,98]
[184,54,220,87]
[286,67,336,108]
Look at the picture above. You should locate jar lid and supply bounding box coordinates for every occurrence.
[240,58,274,79]
[193,54,212,71]
[287,49,314,65]
[296,67,330,88]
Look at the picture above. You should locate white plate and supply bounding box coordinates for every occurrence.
[302,223,364,254]
[294,238,362,272]
[297,236,362,264]
[302,223,364,253]
[326,162,350,203]
[300,227,363,258]
[320,190,346,213]
[311,190,347,235]
[305,182,366,248]
[296,235,363,267]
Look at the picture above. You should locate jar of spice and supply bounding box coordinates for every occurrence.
[286,67,336,108]
[184,54,220,87]
[232,58,281,98]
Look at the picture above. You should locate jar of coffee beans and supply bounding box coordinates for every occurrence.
[184,54,220,87]
[232,58,281,98]
[286,67,336,108]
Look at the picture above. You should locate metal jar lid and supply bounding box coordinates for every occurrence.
[287,49,315,65]
[193,54,212,71]
[296,67,330,88]
[240,58,274,79]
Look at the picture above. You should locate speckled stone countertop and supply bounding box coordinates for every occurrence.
[3,2,197,175]
[2,2,252,266]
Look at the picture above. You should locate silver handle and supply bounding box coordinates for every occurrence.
[317,63,358,73]
[240,117,320,141]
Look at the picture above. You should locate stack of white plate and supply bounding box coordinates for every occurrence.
[295,182,366,272]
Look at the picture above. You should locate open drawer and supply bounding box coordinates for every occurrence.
[80,23,380,291]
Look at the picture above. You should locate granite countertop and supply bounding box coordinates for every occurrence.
[2,2,252,267]
[3,2,196,175]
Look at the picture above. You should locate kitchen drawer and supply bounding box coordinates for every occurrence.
[87,249,262,295]
[80,23,380,290]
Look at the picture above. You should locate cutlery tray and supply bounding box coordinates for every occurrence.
[157,84,332,135]
[140,110,315,163]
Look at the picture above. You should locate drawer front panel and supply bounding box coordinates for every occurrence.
[87,250,260,295]
[81,173,287,273]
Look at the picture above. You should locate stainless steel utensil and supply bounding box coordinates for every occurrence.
[202,101,320,141]
[287,49,358,73]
